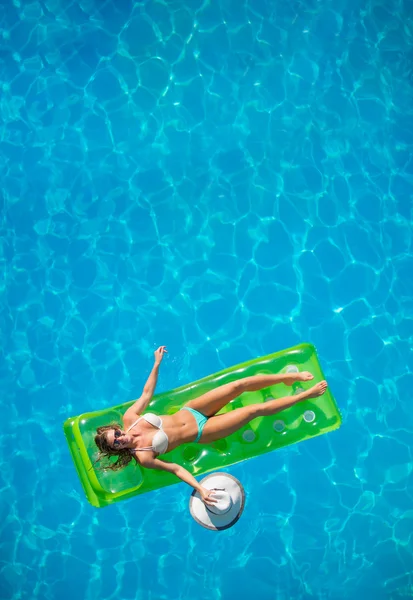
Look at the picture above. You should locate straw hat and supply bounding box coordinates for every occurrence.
[189,473,245,531]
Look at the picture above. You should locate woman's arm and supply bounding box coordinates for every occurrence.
[144,457,218,506]
[125,346,167,417]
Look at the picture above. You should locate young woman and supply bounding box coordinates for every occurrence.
[95,346,328,506]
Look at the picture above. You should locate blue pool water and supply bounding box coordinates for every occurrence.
[1,0,413,598]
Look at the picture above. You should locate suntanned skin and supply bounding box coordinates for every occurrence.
[104,346,328,506]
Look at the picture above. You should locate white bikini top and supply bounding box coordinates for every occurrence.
[126,413,169,455]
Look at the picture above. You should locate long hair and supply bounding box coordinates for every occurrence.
[94,423,133,472]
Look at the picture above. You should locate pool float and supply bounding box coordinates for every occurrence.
[63,343,342,508]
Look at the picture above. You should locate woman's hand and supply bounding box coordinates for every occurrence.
[199,487,218,507]
[154,346,167,365]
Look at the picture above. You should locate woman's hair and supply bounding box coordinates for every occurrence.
[94,423,133,471]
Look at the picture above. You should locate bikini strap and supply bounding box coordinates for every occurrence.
[126,416,143,433]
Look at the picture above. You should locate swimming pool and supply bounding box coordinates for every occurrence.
[1,0,412,598]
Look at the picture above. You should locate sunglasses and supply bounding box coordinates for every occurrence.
[113,430,122,447]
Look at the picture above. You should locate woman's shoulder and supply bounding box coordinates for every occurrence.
[122,409,140,428]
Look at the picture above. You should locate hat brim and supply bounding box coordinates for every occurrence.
[189,473,245,531]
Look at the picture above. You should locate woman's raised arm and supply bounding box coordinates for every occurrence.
[124,346,167,417]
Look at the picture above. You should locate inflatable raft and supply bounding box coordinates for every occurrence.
[63,343,341,507]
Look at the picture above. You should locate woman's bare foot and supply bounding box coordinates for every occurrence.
[284,371,314,386]
[300,380,328,400]
[297,371,314,382]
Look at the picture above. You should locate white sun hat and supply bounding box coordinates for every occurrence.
[189,473,245,531]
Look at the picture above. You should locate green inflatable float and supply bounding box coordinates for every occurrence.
[63,343,341,508]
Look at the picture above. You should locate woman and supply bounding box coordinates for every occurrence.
[95,346,328,506]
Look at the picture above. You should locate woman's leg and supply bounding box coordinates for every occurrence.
[198,380,328,443]
[185,371,314,417]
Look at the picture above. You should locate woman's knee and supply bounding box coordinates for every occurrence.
[226,379,245,397]
[245,404,261,421]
